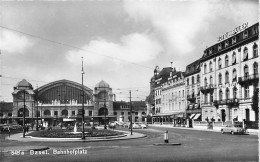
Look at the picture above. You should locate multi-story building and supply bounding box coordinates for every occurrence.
[113,101,147,122]
[200,22,259,123]
[152,66,186,126]
[184,60,201,126]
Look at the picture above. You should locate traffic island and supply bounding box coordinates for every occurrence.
[153,143,181,146]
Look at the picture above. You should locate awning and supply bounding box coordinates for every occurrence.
[190,114,196,119]
[193,114,201,120]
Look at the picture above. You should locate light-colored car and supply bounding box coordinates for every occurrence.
[129,123,141,129]
[138,122,148,129]
[221,124,245,135]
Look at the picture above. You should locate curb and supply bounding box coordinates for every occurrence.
[1,146,50,153]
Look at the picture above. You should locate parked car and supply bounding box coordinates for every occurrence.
[129,123,141,129]
[138,122,148,129]
[123,122,130,128]
[221,124,245,135]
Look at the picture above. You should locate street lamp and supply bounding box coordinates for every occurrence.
[81,57,85,140]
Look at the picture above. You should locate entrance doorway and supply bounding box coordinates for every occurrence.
[221,109,226,122]
[98,107,108,124]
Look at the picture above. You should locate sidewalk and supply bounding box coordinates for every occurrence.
[150,124,259,136]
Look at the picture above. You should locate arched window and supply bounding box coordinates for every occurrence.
[225,71,229,83]
[61,109,68,116]
[219,90,223,101]
[218,58,222,69]
[244,65,249,78]
[226,88,230,100]
[187,78,189,85]
[253,62,258,75]
[225,55,229,67]
[197,74,200,83]
[232,52,236,65]
[204,77,207,86]
[243,30,248,39]
[219,73,222,84]
[44,110,51,116]
[233,87,237,99]
[192,76,194,84]
[232,69,237,82]
[204,63,207,74]
[210,76,213,85]
[232,36,236,44]
[243,47,248,61]
[209,61,213,72]
[253,43,258,58]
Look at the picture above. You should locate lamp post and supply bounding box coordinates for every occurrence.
[22,90,26,138]
[81,57,85,139]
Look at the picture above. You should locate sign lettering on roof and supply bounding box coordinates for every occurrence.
[218,22,248,42]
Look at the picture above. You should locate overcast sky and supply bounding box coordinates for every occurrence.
[0,0,258,102]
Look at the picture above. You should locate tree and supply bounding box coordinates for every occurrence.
[252,88,259,122]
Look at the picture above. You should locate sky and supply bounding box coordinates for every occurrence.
[0,0,258,102]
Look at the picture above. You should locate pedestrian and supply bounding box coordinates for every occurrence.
[8,126,11,138]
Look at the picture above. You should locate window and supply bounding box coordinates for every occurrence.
[54,111,58,116]
[209,48,212,55]
[232,69,237,82]
[192,76,194,84]
[187,78,189,85]
[226,88,230,99]
[252,26,258,35]
[232,52,236,65]
[204,94,208,103]
[204,63,207,74]
[232,36,236,44]
[89,111,92,116]
[209,61,213,72]
[121,112,124,115]
[243,30,248,39]
[114,112,117,116]
[244,65,249,78]
[135,112,138,115]
[210,92,214,103]
[218,58,222,69]
[245,86,249,98]
[204,77,207,86]
[197,74,200,83]
[128,112,130,115]
[253,62,258,74]
[72,111,75,116]
[183,90,185,97]
[225,40,229,47]
[219,90,223,101]
[233,87,237,99]
[210,76,213,85]
[218,43,222,51]
[225,55,229,67]
[253,43,258,58]
[8,113,12,117]
[225,71,229,84]
[219,73,222,84]
[243,47,248,61]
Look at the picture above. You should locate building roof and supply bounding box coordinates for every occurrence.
[201,22,259,62]
[185,59,201,77]
[15,79,33,90]
[0,102,13,113]
[95,80,110,88]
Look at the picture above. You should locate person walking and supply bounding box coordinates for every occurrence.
[8,126,11,138]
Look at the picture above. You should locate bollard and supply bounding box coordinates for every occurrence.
[164,130,169,143]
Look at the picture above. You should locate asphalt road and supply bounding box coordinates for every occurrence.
[1,126,258,162]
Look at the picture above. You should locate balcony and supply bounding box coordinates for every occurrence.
[200,84,216,93]
[238,73,259,85]
[213,98,239,106]
[239,98,252,104]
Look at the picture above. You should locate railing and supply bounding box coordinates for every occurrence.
[214,98,239,106]
[238,73,259,83]
[187,95,196,101]
[200,84,216,92]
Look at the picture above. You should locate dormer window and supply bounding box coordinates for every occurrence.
[243,30,248,39]
[232,36,236,44]
[252,26,258,35]
[218,44,222,51]
[225,40,229,47]
[209,48,212,55]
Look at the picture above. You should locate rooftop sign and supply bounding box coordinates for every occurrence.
[218,22,248,42]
